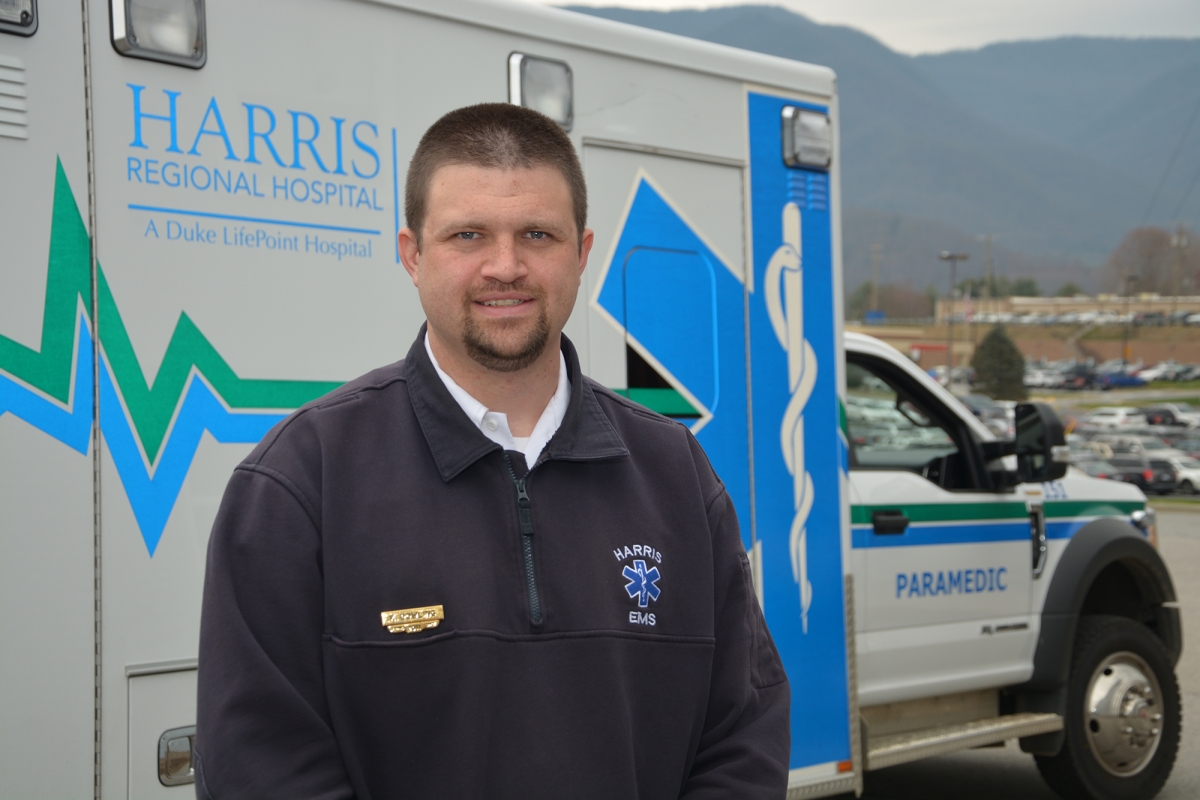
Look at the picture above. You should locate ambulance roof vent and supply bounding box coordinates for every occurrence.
[0,54,28,140]
[0,0,38,37]
[111,0,206,69]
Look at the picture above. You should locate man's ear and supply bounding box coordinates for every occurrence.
[398,227,421,285]
[577,228,595,277]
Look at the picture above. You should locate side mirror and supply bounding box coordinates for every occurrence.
[1015,402,1069,482]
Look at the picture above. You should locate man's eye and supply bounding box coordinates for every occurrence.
[455,232,481,241]
[525,231,547,240]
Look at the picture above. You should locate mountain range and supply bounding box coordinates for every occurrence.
[564,5,1200,296]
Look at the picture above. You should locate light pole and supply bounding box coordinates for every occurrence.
[1122,274,1137,366]
[870,243,882,313]
[940,251,969,383]
[976,234,995,314]
[1171,228,1189,322]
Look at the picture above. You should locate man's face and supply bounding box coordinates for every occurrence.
[400,164,593,373]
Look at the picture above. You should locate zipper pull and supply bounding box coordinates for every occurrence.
[515,478,533,534]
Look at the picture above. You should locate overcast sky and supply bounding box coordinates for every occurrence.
[535,0,1200,54]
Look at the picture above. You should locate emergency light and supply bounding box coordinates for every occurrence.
[0,0,36,36]
[782,105,832,170]
[111,0,206,69]
[509,53,573,131]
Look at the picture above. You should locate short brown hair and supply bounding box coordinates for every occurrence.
[404,103,587,248]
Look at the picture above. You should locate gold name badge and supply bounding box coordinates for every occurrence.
[380,605,444,634]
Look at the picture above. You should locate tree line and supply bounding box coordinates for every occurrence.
[846,224,1198,321]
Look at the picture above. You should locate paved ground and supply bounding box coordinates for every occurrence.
[832,509,1200,799]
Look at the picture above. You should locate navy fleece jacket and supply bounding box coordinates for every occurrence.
[195,330,790,799]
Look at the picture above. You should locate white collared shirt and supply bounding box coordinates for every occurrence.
[425,334,570,467]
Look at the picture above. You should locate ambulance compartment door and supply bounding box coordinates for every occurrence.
[585,144,752,553]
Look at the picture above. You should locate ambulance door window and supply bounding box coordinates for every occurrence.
[846,358,984,491]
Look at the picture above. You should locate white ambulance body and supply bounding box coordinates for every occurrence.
[0,2,1179,799]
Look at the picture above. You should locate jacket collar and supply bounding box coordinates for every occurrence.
[406,325,628,482]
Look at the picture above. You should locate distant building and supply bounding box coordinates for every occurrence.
[935,294,1200,323]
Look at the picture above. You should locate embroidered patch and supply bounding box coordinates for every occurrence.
[622,559,662,608]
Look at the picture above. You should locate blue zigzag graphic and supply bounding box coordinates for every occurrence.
[1,315,287,555]
[0,315,94,455]
[99,360,284,556]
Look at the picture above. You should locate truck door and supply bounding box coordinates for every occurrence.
[845,352,1038,707]
[0,6,98,798]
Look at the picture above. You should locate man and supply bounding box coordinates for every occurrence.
[195,103,789,799]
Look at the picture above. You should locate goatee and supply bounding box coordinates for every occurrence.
[462,303,551,373]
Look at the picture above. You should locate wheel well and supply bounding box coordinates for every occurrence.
[1079,558,1180,660]
[1024,519,1180,692]
[1080,561,1155,623]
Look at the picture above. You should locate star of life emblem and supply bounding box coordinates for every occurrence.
[622,559,662,608]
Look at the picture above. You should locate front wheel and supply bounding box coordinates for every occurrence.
[1181,480,1195,495]
[1036,615,1180,799]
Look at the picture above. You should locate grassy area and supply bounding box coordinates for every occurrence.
[1148,380,1200,390]
[1060,397,1200,410]
[1149,498,1200,513]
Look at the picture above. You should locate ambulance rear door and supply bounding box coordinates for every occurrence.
[0,5,97,799]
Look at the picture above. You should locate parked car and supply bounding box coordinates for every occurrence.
[1080,407,1148,429]
[1059,362,1095,390]
[1171,437,1200,458]
[1097,371,1147,390]
[1065,438,1114,462]
[1109,455,1178,495]
[1024,368,1067,389]
[1167,456,1200,494]
[1135,361,1186,382]
[1090,434,1181,457]
[956,393,1012,436]
[1076,459,1122,480]
[1148,403,1200,427]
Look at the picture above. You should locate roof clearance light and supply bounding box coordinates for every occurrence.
[111,0,206,69]
[782,106,832,170]
[508,53,573,132]
[0,0,37,36]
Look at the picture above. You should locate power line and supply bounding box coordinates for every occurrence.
[1171,159,1200,221]
[1141,89,1200,223]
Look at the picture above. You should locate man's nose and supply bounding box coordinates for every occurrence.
[480,237,528,284]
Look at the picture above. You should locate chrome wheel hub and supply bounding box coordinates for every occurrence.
[1084,651,1163,776]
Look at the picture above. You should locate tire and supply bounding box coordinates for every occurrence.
[1182,480,1196,495]
[1035,615,1180,800]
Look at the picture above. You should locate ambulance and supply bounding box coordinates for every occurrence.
[0,1,1179,798]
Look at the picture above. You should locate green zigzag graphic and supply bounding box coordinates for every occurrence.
[1,159,343,462]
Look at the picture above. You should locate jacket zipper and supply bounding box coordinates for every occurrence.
[503,454,543,625]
